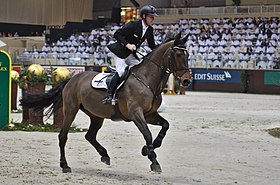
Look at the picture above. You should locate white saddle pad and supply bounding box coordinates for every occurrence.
[91,73,111,89]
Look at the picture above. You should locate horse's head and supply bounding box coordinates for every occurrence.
[166,32,193,87]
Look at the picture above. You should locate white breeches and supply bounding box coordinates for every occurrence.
[114,54,140,76]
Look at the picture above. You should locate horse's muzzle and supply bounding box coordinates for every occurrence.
[181,79,192,87]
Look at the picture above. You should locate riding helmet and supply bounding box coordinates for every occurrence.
[140,5,158,18]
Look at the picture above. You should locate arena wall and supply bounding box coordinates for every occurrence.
[226,0,280,6]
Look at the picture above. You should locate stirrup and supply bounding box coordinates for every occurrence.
[111,98,118,106]
[102,95,113,104]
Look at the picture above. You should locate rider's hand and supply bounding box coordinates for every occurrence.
[126,43,136,51]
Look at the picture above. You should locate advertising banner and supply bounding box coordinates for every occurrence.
[0,50,11,129]
[42,66,85,76]
[264,71,280,85]
[192,69,240,83]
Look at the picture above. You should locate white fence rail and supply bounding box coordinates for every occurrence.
[157,5,280,17]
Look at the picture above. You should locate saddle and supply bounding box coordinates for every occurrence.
[91,66,130,90]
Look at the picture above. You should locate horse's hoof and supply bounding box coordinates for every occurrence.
[62,167,72,173]
[141,145,148,156]
[150,163,162,173]
[101,156,110,165]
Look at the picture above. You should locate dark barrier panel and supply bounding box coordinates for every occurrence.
[0,23,46,36]
[49,19,105,42]
[192,69,241,92]
[247,70,280,94]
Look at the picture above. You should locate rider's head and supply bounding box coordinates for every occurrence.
[140,5,158,26]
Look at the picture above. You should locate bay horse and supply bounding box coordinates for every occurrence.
[20,32,192,173]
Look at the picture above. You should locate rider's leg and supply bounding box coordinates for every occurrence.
[102,56,125,104]
[125,54,141,67]
[102,53,139,104]
[102,72,120,104]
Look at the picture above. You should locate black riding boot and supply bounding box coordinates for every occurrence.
[102,73,120,104]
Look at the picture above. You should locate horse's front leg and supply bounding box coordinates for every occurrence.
[142,113,169,157]
[133,111,161,173]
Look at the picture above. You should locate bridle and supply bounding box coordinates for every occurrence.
[132,44,190,96]
[165,45,190,79]
[142,44,190,79]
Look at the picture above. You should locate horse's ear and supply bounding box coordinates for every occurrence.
[173,32,182,46]
[181,33,189,44]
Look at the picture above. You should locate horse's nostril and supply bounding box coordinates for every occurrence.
[182,79,191,86]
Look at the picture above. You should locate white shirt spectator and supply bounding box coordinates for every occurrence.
[271,33,279,40]
[232,39,240,47]
[41,44,50,53]
[78,33,85,41]
[65,39,72,47]
[222,32,231,41]
[267,45,276,53]
[212,18,221,24]
[51,44,59,52]
[239,60,248,69]
[198,39,206,46]
[230,45,240,54]
[61,45,68,53]
[68,46,76,53]
[71,40,79,47]
[199,45,208,53]
[213,47,219,53]
[255,46,265,53]
[189,44,198,54]
[57,38,63,46]
[255,39,262,46]
[257,60,267,69]
[78,44,85,52]
[22,48,30,58]
[69,34,76,41]
[206,38,215,46]
[243,39,253,47]
[207,51,216,60]
[213,60,223,68]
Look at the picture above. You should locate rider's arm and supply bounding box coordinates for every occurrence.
[146,27,156,50]
[114,21,135,47]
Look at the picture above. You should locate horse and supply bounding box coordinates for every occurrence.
[20,32,193,173]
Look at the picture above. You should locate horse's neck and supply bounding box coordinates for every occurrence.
[132,42,172,93]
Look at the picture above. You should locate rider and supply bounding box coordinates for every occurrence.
[103,5,158,104]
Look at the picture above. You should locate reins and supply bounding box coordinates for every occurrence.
[136,45,189,75]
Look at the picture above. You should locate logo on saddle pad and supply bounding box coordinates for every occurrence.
[91,73,112,89]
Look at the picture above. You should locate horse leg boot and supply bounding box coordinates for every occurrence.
[102,73,120,104]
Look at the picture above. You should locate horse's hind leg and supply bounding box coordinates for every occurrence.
[59,106,79,173]
[85,115,110,165]
[142,113,169,156]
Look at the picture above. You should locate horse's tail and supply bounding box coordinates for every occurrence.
[20,78,71,118]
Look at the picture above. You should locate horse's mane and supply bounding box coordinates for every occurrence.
[142,40,173,59]
[142,33,187,59]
